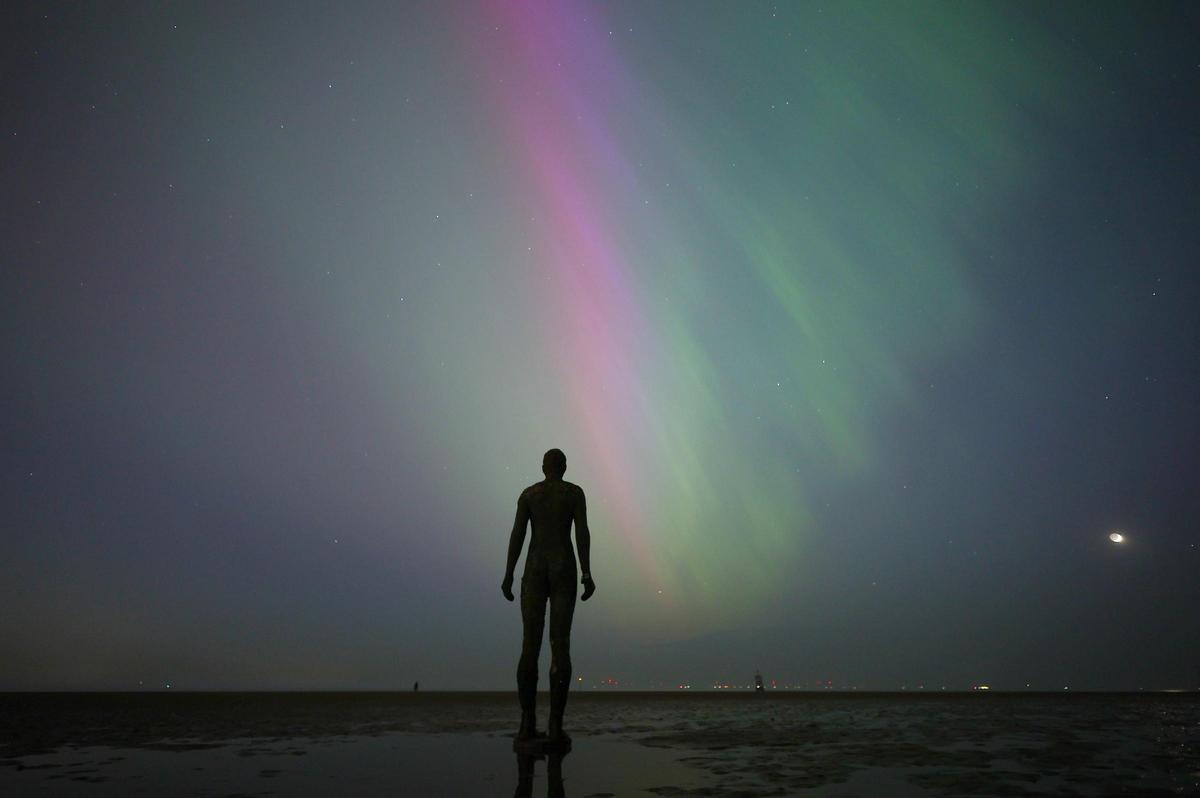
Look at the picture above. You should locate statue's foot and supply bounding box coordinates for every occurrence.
[517,712,544,740]
[546,717,572,746]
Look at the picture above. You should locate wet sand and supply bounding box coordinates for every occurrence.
[1,692,1197,796]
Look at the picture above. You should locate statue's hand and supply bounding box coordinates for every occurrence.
[501,575,515,602]
[581,576,596,601]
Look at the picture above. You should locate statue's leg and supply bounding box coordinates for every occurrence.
[517,577,546,738]
[547,578,578,741]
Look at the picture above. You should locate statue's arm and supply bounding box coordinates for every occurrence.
[575,487,595,600]
[501,492,529,601]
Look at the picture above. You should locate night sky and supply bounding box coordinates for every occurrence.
[3,1,1198,691]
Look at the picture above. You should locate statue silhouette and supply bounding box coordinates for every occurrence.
[502,448,595,746]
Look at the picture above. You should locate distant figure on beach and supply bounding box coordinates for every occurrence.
[502,448,595,745]
[413,681,419,692]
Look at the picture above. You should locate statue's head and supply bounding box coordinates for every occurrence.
[542,448,567,478]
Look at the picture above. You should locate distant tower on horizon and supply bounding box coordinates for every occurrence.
[754,671,765,693]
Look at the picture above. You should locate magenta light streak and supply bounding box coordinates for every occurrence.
[475,1,658,576]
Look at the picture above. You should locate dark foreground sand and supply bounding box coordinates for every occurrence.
[1,692,1197,796]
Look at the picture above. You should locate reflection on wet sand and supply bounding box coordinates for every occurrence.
[514,749,567,798]
[2,693,1195,795]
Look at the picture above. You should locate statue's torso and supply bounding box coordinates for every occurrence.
[522,479,579,576]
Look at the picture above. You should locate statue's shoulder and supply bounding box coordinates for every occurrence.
[522,482,543,499]
[563,480,584,496]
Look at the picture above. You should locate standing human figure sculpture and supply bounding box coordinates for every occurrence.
[501,448,596,746]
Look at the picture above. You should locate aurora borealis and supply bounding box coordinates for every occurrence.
[3,1,1198,690]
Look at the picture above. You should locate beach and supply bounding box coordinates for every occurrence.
[1,691,1197,796]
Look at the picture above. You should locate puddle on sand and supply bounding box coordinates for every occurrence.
[0,732,709,797]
